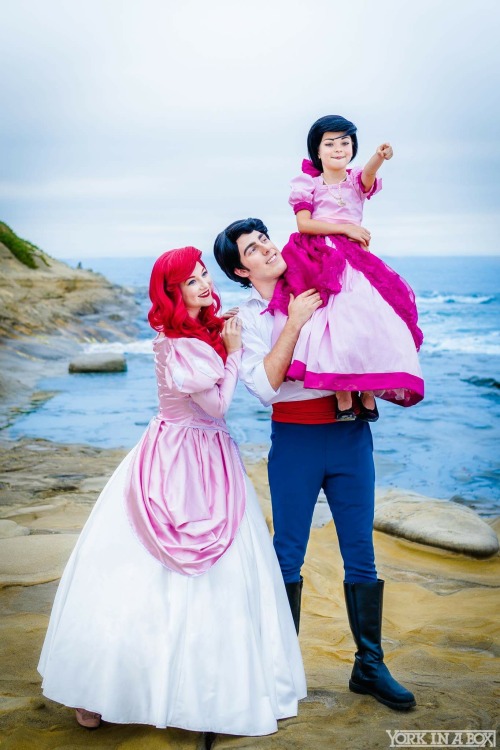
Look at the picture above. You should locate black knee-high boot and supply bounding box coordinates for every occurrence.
[343,580,416,711]
[285,577,303,634]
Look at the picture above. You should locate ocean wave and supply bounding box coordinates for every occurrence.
[464,377,500,390]
[417,293,495,305]
[88,331,500,358]
[425,333,500,356]
[84,340,154,355]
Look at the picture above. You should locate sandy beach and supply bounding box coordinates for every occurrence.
[1,239,499,750]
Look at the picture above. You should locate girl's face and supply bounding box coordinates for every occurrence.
[318,131,353,171]
[179,262,214,317]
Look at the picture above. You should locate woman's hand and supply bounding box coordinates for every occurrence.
[221,306,239,320]
[342,224,371,249]
[222,316,242,354]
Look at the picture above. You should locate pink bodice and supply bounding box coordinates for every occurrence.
[289,165,381,226]
[154,336,235,429]
[125,336,246,576]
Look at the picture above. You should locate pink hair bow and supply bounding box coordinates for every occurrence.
[301,158,321,177]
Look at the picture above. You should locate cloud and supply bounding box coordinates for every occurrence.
[1,0,499,257]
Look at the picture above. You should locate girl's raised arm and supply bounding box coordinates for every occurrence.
[361,142,393,191]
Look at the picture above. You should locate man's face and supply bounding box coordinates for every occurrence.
[234,230,287,285]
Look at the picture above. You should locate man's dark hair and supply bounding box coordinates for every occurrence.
[213,217,269,288]
[307,115,358,173]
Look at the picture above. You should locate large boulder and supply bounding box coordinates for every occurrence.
[68,353,127,373]
[374,489,499,558]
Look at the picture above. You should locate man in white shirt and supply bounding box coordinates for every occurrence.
[214,217,416,711]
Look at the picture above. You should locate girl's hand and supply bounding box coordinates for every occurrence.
[222,316,242,354]
[376,142,393,160]
[342,224,371,248]
[222,306,239,320]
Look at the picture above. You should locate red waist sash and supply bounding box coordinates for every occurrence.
[272,396,339,424]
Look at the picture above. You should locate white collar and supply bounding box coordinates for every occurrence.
[247,285,273,306]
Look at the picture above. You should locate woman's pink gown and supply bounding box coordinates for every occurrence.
[38,336,306,735]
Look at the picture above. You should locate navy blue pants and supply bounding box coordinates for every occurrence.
[268,420,377,584]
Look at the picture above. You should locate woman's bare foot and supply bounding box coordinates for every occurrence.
[75,708,101,729]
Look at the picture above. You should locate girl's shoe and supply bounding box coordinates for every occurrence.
[336,407,357,422]
[358,403,379,422]
[335,391,356,421]
[75,708,101,729]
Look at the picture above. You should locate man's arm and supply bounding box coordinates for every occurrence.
[238,290,321,405]
[263,290,321,390]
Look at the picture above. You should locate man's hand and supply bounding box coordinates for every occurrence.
[342,224,371,248]
[287,289,322,329]
[376,142,393,160]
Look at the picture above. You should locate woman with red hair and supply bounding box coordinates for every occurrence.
[38,247,306,737]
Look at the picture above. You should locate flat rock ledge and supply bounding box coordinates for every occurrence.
[0,534,77,587]
[375,489,499,558]
[68,353,127,373]
[0,520,29,539]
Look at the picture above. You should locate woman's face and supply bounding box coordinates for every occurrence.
[179,261,214,317]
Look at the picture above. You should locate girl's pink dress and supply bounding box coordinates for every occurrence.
[268,160,424,406]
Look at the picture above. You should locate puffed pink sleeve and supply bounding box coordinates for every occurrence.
[350,166,382,200]
[166,338,241,419]
[288,173,315,214]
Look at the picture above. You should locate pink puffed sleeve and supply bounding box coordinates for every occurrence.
[166,338,241,419]
[288,172,315,214]
[350,166,382,201]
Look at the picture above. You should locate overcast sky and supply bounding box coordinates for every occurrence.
[1,0,499,259]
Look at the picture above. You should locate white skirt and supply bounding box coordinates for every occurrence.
[38,450,307,736]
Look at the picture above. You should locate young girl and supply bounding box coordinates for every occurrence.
[268,114,424,421]
[38,247,306,736]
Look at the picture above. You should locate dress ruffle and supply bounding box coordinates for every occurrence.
[267,232,423,352]
[125,416,246,576]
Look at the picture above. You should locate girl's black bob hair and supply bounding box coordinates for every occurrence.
[307,115,358,172]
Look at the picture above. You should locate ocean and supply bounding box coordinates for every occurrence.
[7,255,500,517]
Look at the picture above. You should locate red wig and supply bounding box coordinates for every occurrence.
[148,247,227,362]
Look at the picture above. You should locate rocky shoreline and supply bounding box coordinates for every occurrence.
[0,237,139,430]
